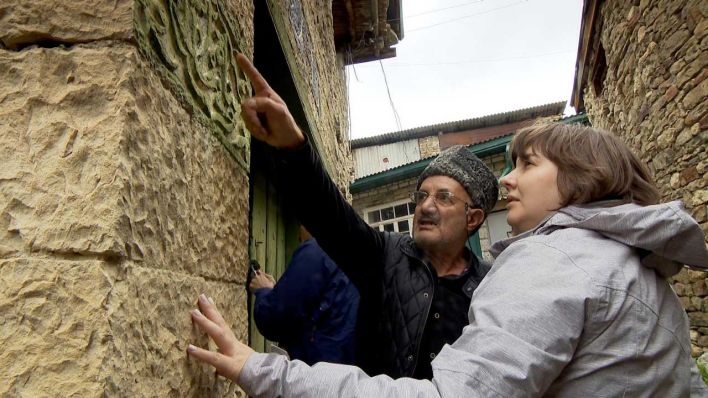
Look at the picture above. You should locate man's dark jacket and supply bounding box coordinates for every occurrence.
[273,141,489,378]
[253,238,359,365]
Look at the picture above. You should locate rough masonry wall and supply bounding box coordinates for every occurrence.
[1,1,253,396]
[418,135,441,159]
[581,0,707,356]
[267,0,353,194]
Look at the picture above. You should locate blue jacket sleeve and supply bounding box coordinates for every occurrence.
[253,240,332,343]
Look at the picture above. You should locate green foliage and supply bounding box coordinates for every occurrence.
[697,356,708,386]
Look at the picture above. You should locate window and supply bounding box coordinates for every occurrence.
[365,199,416,236]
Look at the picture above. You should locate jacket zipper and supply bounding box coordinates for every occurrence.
[409,257,435,377]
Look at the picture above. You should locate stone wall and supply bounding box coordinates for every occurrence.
[418,135,441,159]
[0,1,254,396]
[580,0,707,356]
[267,0,353,194]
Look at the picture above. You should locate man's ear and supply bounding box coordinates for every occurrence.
[466,208,485,233]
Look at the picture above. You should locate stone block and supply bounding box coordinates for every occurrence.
[103,263,248,397]
[689,269,708,281]
[0,46,134,259]
[685,101,707,126]
[692,344,703,358]
[657,128,677,149]
[676,127,695,145]
[684,78,708,109]
[0,257,249,397]
[664,85,680,101]
[682,296,694,311]
[672,268,691,285]
[0,0,133,49]
[0,258,110,397]
[0,44,250,282]
[692,329,701,341]
[670,172,682,188]
[692,205,706,224]
[689,311,708,327]
[693,189,708,207]
[681,166,700,185]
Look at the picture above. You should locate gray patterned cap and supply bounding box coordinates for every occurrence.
[416,145,499,216]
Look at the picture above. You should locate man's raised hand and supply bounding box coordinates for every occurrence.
[236,53,305,150]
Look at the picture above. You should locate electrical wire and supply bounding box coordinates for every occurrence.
[379,60,402,130]
[407,0,528,33]
[407,0,485,18]
[384,49,575,67]
[346,58,353,143]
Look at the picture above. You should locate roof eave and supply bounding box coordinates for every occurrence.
[571,0,600,111]
[351,101,566,149]
[350,134,513,194]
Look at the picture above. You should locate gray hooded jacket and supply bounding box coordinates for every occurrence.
[240,201,708,397]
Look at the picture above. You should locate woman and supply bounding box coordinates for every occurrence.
[187,123,707,396]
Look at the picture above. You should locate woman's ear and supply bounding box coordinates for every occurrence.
[466,208,485,233]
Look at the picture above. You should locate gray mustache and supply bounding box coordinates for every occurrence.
[417,215,440,224]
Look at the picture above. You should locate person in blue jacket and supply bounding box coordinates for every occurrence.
[248,226,359,365]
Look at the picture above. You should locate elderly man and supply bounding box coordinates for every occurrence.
[227,55,497,380]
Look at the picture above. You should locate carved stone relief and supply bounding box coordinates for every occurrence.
[134,0,251,168]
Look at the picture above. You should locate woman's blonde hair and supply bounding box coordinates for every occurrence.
[510,122,661,206]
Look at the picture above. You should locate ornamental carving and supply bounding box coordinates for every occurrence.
[134,0,251,168]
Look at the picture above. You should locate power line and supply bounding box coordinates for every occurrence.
[407,0,528,33]
[345,60,353,142]
[407,0,485,18]
[346,48,361,82]
[379,60,402,130]
[384,49,575,68]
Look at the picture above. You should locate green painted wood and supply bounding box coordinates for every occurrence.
[276,195,286,277]
[249,171,268,353]
[467,230,483,259]
[266,180,279,278]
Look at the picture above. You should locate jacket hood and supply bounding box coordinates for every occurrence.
[491,200,707,278]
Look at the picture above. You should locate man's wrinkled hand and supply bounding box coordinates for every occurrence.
[236,53,305,150]
[249,270,276,291]
[187,294,254,383]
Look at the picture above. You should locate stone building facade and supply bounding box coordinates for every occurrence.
[572,0,708,356]
[0,0,378,395]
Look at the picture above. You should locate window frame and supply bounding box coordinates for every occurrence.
[363,198,416,236]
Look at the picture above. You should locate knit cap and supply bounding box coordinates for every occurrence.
[416,145,499,215]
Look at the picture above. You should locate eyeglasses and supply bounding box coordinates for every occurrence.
[410,191,472,209]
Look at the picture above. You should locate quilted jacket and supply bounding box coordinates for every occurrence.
[272,141,488,378]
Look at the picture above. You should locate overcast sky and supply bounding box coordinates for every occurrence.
[346,0,584,139]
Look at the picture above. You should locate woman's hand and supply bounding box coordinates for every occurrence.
[235,53,305,150]
[187,294,255,383]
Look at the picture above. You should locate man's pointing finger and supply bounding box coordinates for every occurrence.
[235,53,271,94]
